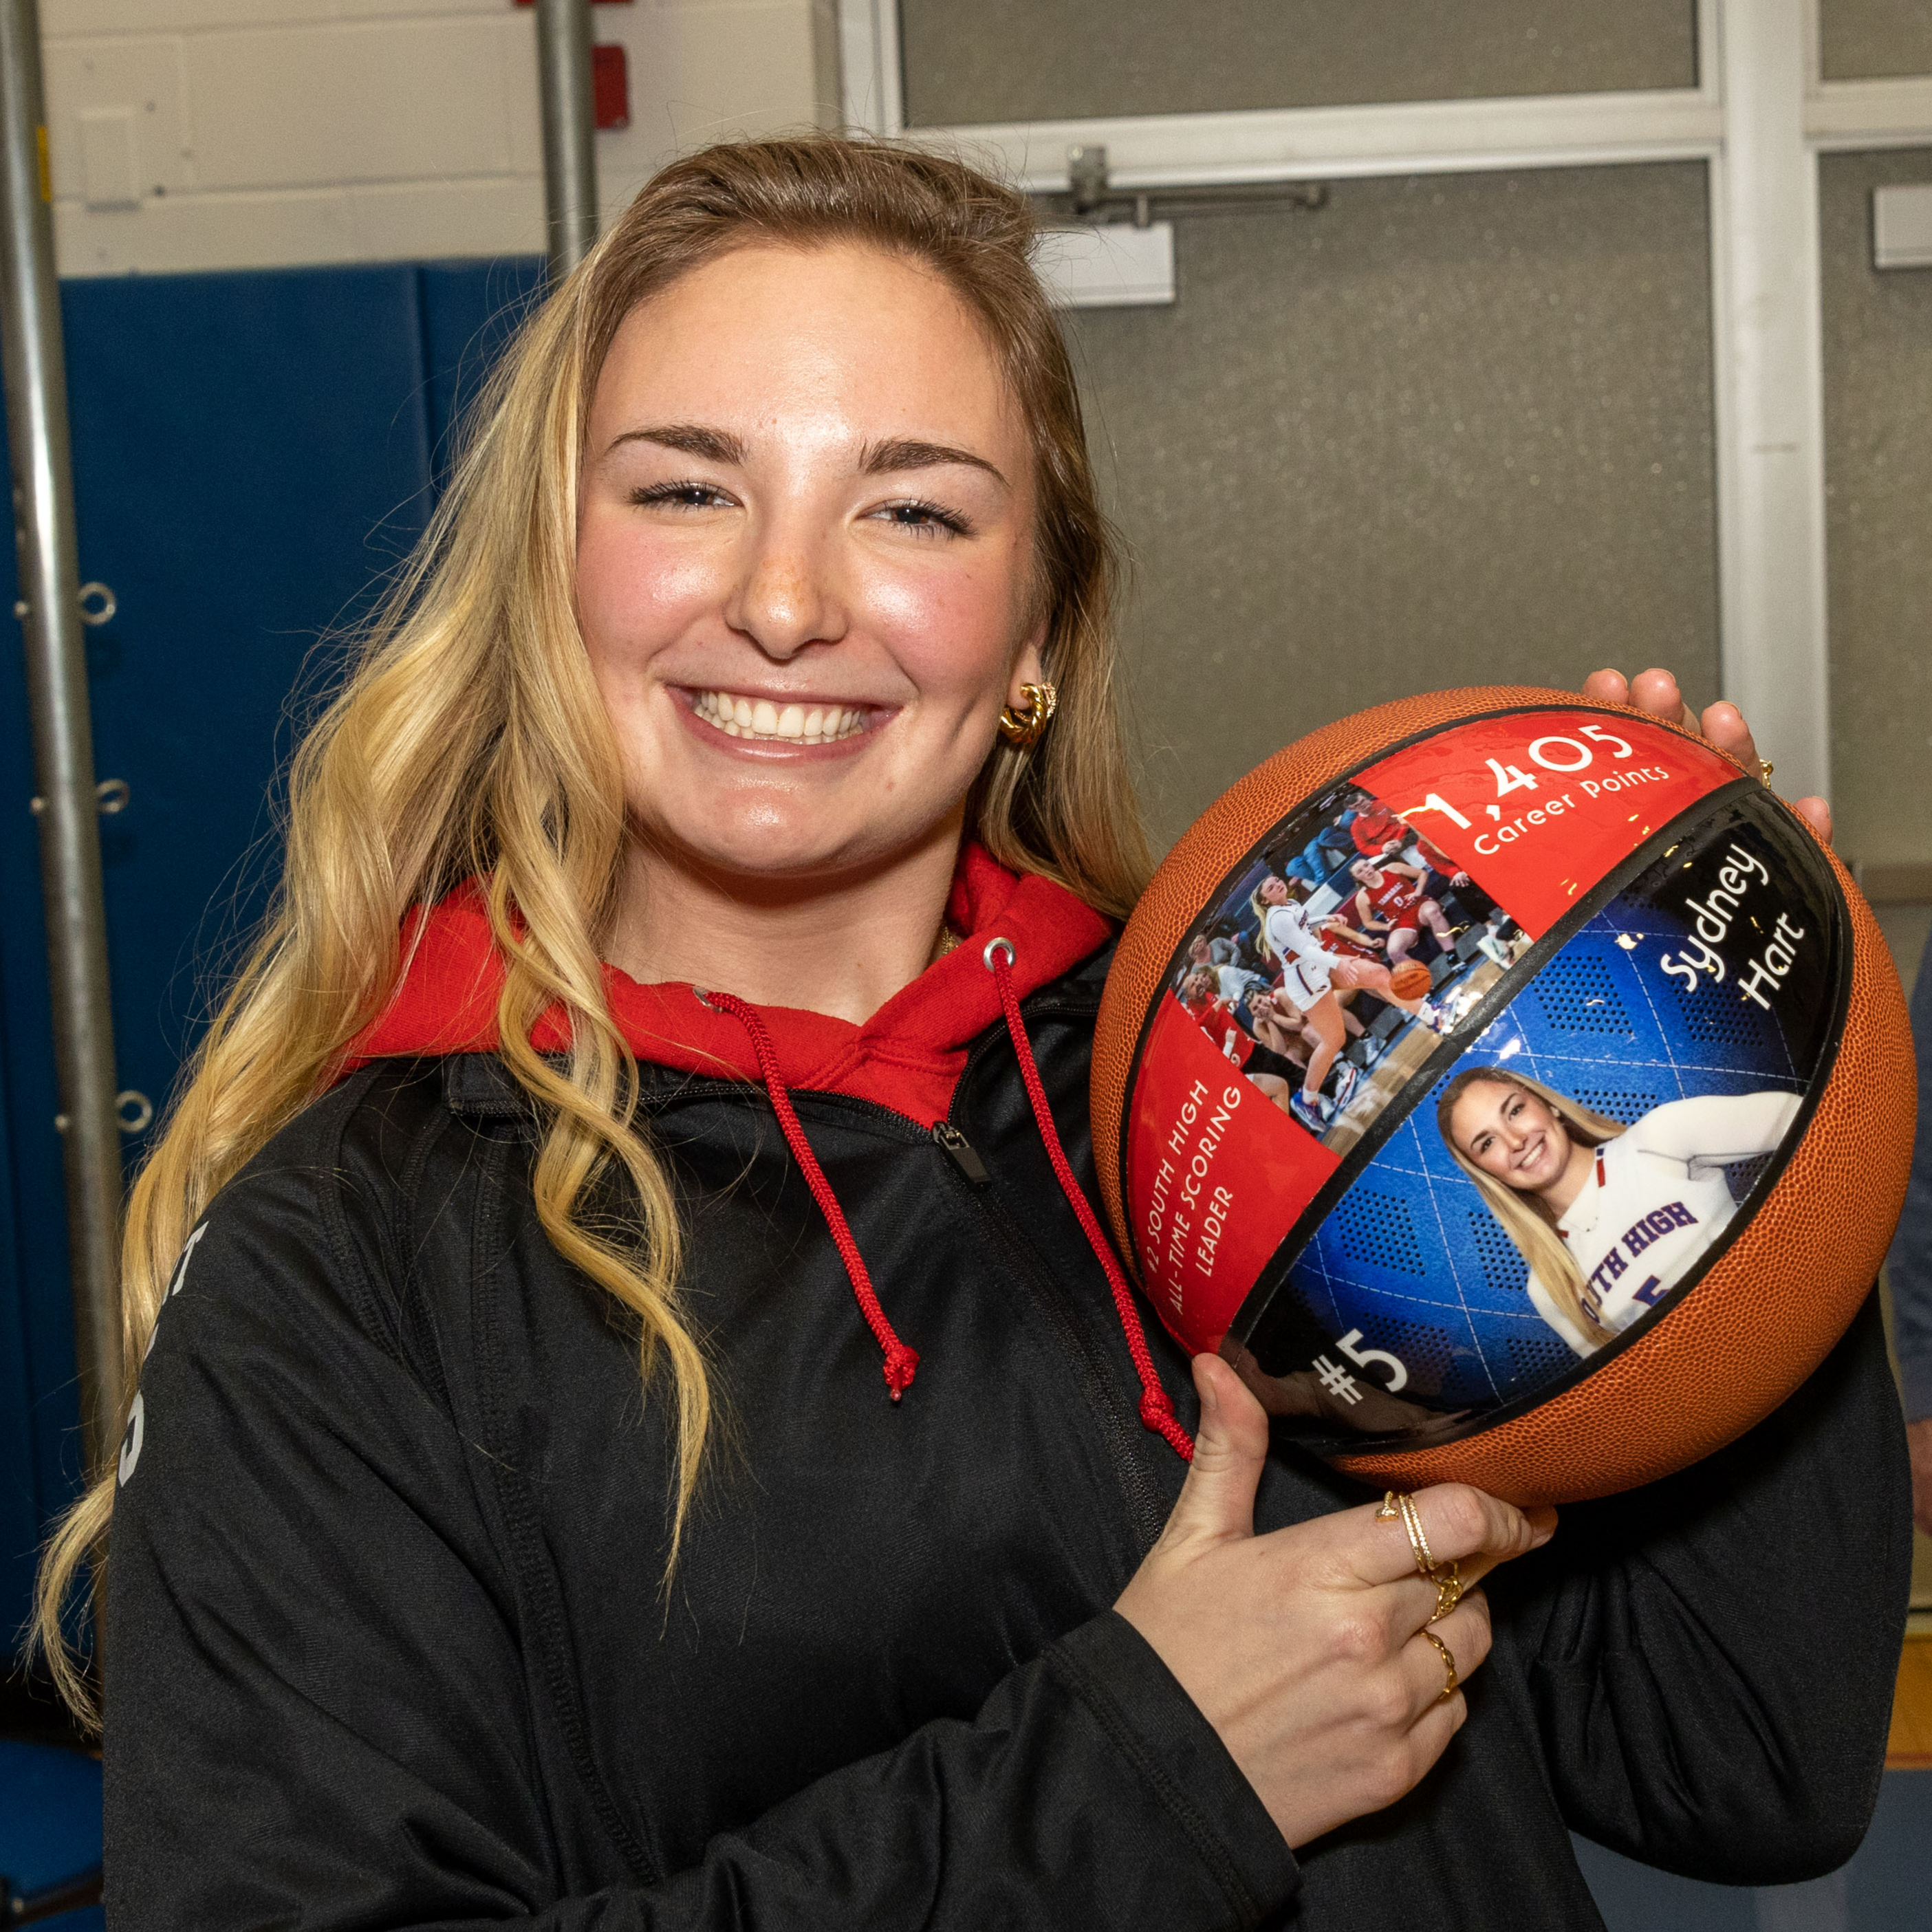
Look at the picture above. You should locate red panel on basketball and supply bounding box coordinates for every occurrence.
[1093,687,1913,1503]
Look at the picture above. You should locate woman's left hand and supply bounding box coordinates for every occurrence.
[1582,666,1832,847]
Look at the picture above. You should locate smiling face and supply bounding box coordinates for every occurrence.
[1258,874,1290,907]
[575,240,1045,890]
[1448,1078,1573,1195]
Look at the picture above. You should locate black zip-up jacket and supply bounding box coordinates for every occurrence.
[104,942,1911,1929]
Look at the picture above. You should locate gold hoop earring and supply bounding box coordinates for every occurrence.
[999,681,1057,749]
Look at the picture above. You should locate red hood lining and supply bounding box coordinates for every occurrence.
[344,843,1112,1129]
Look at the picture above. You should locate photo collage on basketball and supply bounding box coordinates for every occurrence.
[1129,709,1844,1447]
[1171,779,1533,1151]
[1241,789,1841,1442]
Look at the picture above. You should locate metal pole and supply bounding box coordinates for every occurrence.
[0,0,124,1486]
[536,0,598,283]
[1708,0,1832,805]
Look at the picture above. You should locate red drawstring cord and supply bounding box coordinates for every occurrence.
[703,947,1193,1462]
[701,988,920,1400]
[983,941,1195,1462]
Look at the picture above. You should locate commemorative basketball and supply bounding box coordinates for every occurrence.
[1092,686,1916,1503]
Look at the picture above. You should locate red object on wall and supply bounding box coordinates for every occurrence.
[506,2,629,130]
[592,43,629,130]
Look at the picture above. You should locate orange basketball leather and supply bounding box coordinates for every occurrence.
[1094,685,1915,1504]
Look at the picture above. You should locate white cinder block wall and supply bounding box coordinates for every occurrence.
[43,0,841,277]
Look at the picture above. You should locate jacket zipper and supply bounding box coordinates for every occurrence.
[931,1120,990,1186]
[929,1115,1169,1555]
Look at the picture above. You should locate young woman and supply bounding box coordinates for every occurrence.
[1251,873,1441,1131]
[1250,873,1363,1131]
[39,138,1905,1930]
[1347,854,1456,965]
[1438,1068,1803,1355]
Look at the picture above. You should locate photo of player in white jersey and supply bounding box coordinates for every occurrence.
[1250,873,1445,1136]
[1437,1067,1801,1356]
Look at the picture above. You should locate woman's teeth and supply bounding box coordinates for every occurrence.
[692,691,867,744]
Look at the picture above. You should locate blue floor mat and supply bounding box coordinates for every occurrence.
[0,1737,102,1922]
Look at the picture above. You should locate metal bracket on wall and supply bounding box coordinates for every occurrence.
[1040,143,1327,227]
[11,579,116,625]
[1874,184,1932,269]
[28,777,129,816]
[54,1089,148,1136]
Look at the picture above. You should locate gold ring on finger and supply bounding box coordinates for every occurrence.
[1429,1559,1462,1625]
[1376,1489,1403,1521]
[1420,1628,1459,1702]
[1397,1490,1436,1577]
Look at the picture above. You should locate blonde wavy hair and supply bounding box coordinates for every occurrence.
[1435,1067,1627,1351]
[1248,874,1299,964]
[34,135,1150,1719]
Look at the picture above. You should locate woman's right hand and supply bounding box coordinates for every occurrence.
[1116,1355,1556,1850]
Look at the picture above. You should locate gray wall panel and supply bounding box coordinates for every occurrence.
[1821,0,1932,82]
[1820,149,1932,876]
[900,0,1697,127]
[1061,166,1719,851]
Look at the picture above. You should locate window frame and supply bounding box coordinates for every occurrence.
[843,0,1932,803]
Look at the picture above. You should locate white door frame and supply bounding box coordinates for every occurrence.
[843,0,1932,804]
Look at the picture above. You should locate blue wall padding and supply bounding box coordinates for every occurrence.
[0,1737,100,1896]
[0,257,541,1643]
[0,916,33,1649]
[419,258,546,479]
